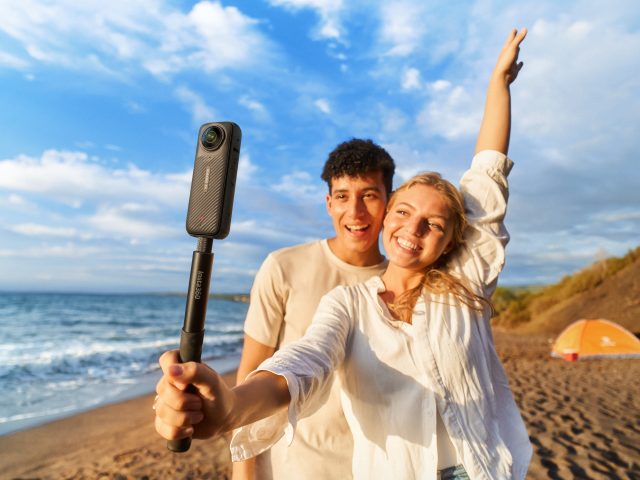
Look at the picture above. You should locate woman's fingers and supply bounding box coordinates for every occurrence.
[163,360,224,401]
[155,412,194,440]
[156,375,202,411]
[155,395,204,427]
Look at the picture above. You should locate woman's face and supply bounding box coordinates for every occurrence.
[383,184,454,272]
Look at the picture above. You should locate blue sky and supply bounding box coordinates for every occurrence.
[0,0,638,293]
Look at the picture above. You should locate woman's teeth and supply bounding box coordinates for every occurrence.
[397,237,418,251]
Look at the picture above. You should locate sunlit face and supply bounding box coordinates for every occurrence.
[326,171,388,265]
[383,184,454,272]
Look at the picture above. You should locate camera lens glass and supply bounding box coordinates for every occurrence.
[201,125,225,150]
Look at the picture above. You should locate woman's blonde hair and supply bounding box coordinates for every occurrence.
[385,172,492,322]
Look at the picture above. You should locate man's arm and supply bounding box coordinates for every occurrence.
[475,28,527,156]
[232,335,276,480]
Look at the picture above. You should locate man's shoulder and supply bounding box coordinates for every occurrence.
[267,239,326,265]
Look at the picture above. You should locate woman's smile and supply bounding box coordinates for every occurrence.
[383,184,453,272]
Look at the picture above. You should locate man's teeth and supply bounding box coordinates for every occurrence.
[347,225,368,231]
[397,237,419,251]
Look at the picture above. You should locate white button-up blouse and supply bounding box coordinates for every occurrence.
[231,150,533,480]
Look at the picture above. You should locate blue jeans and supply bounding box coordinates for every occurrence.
[438,464,470,480]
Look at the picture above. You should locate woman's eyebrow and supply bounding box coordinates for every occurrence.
[393,201,449,220]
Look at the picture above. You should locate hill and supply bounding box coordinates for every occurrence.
[492,246,640,335]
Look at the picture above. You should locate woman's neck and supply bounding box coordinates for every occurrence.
[380,264,424,301]
[379,265,426,323]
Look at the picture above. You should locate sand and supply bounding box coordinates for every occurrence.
[1,334,639,479]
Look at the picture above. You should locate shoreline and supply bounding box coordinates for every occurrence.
[0,371,238,479]
[0,354,241,438]
[1,333,639,479]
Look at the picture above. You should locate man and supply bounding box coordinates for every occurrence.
[233,138,395,480]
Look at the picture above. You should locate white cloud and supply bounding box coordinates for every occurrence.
[9,224,77,237]
[379,107,408,135]
[401,68,421,90]
[517,16,640,152]
[237,153,258,183]
[430,80,451,92]
[0,243,102,258]
[599,211,640,223]
[0,1,274,78]
[7,194,27,206]
[175,86,215,125]
[272,171,325,199]
[0,149,190,211]
[239,96,270,121]
[88,205,175,240]
[314,98,331,114]
[0,50,29,69]
[378,1,426,57]
[125,101,145,114]
[268,0,345,40]
[417,85,482,140]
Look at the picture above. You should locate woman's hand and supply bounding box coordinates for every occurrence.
[154,350,235,441]
[494,28,527,85]
[475,27,527,155]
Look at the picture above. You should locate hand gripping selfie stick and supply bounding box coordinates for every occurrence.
[167,122,242,453]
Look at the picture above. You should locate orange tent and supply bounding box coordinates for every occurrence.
[551,319,640,361]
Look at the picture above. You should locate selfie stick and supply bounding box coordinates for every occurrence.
[166,122,241,453]
[166,236,213,452]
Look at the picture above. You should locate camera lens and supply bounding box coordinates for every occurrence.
[201,125,225,150]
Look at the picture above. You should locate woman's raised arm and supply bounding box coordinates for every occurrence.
[475,28,527,155]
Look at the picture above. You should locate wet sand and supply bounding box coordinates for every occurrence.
[1,335,639,479]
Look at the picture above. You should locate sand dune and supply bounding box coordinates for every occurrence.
[1,335,639,479]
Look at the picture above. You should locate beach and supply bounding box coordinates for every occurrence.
[1,334,639,479]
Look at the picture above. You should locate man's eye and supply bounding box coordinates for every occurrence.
[335,194,346,200]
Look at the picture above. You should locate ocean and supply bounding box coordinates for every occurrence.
[0,292,247,436]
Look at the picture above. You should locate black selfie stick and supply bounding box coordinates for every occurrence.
[166,122,241,453]
[167,236,213,452]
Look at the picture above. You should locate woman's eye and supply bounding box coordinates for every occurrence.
[396,210,407,216]
[428,222,444,232]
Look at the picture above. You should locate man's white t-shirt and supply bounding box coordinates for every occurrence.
[243,239,387,479]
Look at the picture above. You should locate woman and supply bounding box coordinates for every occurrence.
[154,29,531,480]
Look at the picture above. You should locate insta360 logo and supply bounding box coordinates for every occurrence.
[194,271,204,300]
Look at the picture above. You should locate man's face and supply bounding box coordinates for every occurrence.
[325,171,388,265]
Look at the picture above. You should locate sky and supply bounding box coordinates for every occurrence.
[0,0,638,294]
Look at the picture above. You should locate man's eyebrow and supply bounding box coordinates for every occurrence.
[332,186,382,194]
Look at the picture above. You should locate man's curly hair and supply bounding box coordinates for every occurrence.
[321,138,395,195]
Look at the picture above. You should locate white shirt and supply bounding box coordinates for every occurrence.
[243,239,386,479]
[231,150,532,480]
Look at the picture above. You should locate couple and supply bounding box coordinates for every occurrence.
[155,29,532,480]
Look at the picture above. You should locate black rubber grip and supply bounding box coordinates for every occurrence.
[179,329,205,363]
[167,330,205,453]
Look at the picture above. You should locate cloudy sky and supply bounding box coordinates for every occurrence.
[0,0,638,293]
